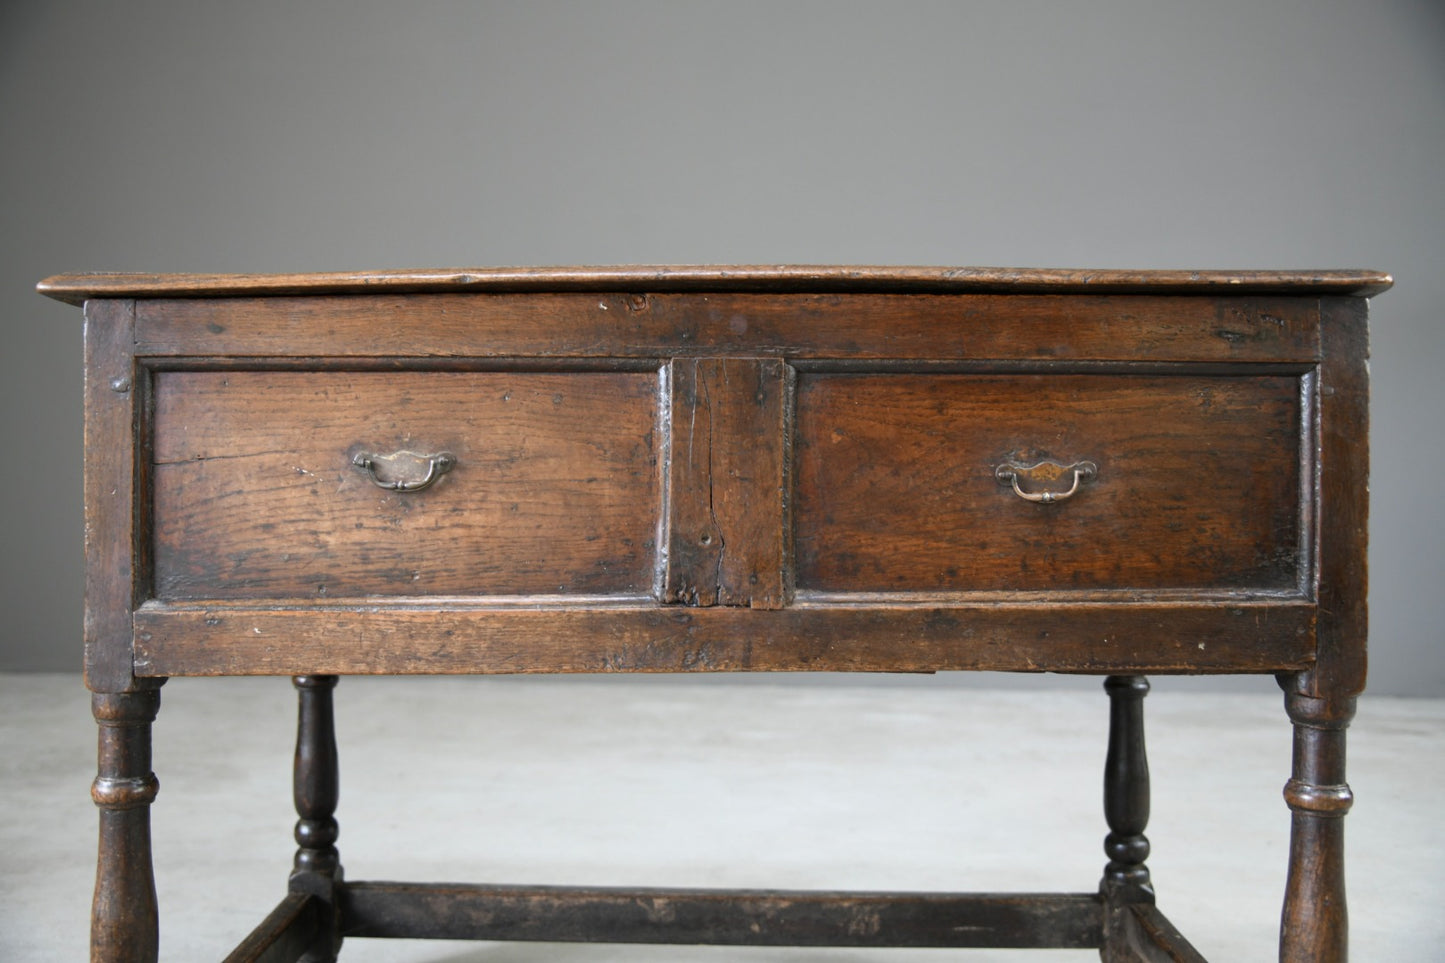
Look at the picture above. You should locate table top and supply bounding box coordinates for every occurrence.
[38,265,1393,305]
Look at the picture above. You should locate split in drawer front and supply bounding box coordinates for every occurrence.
[150,370,662,599]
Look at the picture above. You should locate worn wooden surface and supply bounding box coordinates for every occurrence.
[1307,296,1372,700]
[1101,676,1155,962]
[794,372,1302,593]
[663,358,789,607]
[83,299,144,692]
[221,893,320,963]
[90,687,163,963]
[1279,684,1355,963]
[37,265,1395,306]
[151,370,660,599]
[131,600,1317,677]
[1120,904,1209,962]
[289,676,342,961]
[119,293,1323,363]
[1271,295,1369,962]
[1101,677,1153,890]
[339,882,1104,948]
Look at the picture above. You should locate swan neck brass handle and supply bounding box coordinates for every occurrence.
[995,459,1097,504]
[352,450,456,493]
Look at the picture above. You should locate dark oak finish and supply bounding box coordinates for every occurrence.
[1310,295,1371,698]
[1271,294,1370,963]
[1101,676,1154,962]
[120,292,1325,363]
[1279,685,1355,963]
[1120,904,1209,963]
[45,266,1386,962]
[83,299,144,692]
[36,264,1395,305]
[794,373,1303,594]
[289,676,342,961]
[663,358,790,607]
[130,600,1318,677]
[223,894,322,963]
[90,685,163,963]
[340,883,1104,948]
[150,370,660,599]
[1102,676,1153,897]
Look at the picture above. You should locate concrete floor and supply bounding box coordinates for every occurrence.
[2,673,1441,961]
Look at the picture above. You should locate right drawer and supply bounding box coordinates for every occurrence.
[793,372,1305,596]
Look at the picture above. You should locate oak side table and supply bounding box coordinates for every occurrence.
[41,266,1388,962]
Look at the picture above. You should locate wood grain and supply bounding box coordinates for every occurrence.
[150,370,661,599]
[38,264,1394,306]
[221,893,320,963]
[1279,687,1355,963]
[124,292,1322,362]
[1120,904,1208,962]
[1270,296,1370,962]
[663,359,789,607]
[84,299,143,691]
[91,687,163,963]
[339,882,1103,948]
[131,600,1316,677]
[794,373,1303,593]
[1306,296,1371,700]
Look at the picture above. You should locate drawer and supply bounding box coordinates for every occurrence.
[793,373,1304,595]
[151,370,661,599]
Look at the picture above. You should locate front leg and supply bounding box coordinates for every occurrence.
[291,675,342,961]
[1099,675,1153,961]
[91,681,164,963]
[1279,675,1355,962]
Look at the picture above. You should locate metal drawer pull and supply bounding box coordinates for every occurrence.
[352,450,456,492]
[995,458,1097,504]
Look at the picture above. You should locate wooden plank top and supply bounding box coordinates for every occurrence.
[38,265,1393,305]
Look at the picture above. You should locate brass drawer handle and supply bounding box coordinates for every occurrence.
[995,458,1097,504]
[352,450,456,492]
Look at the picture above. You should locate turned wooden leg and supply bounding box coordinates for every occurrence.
[1279,680,1355,963]
[1100,675,1153,961]
[91,682,164,963]
[291,675,342,961]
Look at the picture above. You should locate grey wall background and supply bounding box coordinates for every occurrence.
[2,0,1441,695]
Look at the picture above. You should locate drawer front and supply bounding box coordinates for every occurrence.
[152,370,661,599]
[794,373,1304,594]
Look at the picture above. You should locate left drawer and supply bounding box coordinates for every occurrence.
[150,370,662,600]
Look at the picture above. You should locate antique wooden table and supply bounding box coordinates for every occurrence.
[41,266,1388,962]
